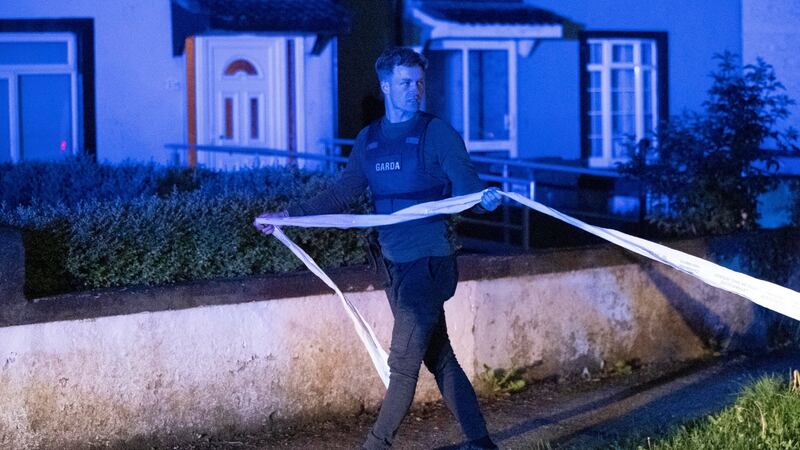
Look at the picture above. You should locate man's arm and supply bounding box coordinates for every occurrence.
[254,131,369,235]
[286,131,369,216]
[427,118,500,212]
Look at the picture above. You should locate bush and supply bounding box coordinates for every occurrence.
[622,52,798,236]
[0,160,369,297]
[0,156,209,209]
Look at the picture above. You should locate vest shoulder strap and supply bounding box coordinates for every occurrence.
[365,113,437,148]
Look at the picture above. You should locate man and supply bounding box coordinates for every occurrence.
[255,47,501,450]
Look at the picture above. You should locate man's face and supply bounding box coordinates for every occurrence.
[381,64,425,115]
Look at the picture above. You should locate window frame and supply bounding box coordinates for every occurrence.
[0,32,78,162]
[426,39,518,158]
[579,31,668,168]
[0,19,95,160]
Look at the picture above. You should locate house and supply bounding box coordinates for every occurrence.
[389,0,799,168]
[0,0,350,168]
[0,0,797,172]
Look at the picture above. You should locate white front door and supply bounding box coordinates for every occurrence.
[196,35,302,169]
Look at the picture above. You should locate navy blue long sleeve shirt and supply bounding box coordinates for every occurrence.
[288,114,485,262]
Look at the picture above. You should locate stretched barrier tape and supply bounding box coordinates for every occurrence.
[257,189,800,387]
[271,227,390,386]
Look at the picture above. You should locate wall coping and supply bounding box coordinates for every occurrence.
[2,227,798,328]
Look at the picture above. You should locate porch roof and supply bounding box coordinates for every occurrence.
[171,0,351,55]
[412,0,571,41]
[418,0,567,26]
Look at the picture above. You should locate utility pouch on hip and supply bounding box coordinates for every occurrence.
[363,229,390,284]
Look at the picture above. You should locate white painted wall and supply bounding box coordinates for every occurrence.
[300,35,336,170]
[0,1,337,165]
[0,0,184,164]
[0,261,765,449]
[742,0,800,139]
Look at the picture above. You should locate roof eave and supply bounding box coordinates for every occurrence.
[412,8,563,40]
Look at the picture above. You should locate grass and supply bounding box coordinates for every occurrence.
[594,371,800,450]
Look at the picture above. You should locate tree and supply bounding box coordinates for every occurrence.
[622,52,798,236]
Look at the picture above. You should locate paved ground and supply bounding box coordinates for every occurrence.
[129,349,800,450]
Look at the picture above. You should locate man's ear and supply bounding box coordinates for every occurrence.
[380,80,390,95]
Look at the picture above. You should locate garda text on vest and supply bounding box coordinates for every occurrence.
[375,161,401,172]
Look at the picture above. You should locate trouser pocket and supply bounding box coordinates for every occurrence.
[427,255,458,301]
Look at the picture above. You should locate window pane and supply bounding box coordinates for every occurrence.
[612,91,635,114]
[19,74,72,161]
[0,41,69,65]
[590,114,602,134]
[612,69,635,130]
[224,97,233,139]
[425,50,463,135]
[643,70,653,116]
[225,59,258,77]
[612,69,634,91]
[612,113,635,134]
[613,137,634,159]
[468,50,509,141]
[641,42,653,65]
[642,70,652,91]
[590,137,602,157]
[250,97,258,139]
[589,43,602,64]
[612,44,633,63]
[0,79,10,162]
[589,70,601,89]
[612,113,635,159]
[590,91,601,111]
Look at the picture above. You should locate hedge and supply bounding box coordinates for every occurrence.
[0,159,368,297]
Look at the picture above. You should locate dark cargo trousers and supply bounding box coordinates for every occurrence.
[363,255,490,449]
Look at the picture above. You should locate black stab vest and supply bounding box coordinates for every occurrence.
[363,113,449,214]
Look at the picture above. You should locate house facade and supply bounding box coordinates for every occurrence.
[393,0,800,168]
[0,0,349,167]
[0,1,797,170]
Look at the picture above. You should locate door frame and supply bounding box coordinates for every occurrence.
[194,34,306,164]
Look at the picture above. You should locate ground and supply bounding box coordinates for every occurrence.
[117,349,800,450]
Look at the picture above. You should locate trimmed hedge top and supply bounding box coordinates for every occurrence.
[0,158,369,298]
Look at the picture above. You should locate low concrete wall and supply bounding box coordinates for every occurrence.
[0,228,794,449]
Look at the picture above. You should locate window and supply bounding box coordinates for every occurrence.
[425,40,517,157]
[224,59,258,76]
[581,32,667,167]
[0,32,79,162]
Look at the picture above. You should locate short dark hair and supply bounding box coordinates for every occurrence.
[374,47,428,82]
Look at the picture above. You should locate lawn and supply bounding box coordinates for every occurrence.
[607,371,800,450]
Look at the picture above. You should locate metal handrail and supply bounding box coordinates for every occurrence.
[166,142,634,251]
[324,138,622,178]
[165,143,349,164]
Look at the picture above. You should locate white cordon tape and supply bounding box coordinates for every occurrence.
[258,190,800,387]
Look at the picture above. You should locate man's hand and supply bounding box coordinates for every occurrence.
[253,210,289,235]
[480,187,502,212]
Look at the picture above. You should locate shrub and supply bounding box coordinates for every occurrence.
[0,161,369,297]
[0,156,210,209]
[622,52,798,236]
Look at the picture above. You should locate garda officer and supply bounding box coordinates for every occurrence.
[255,47,501,450]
